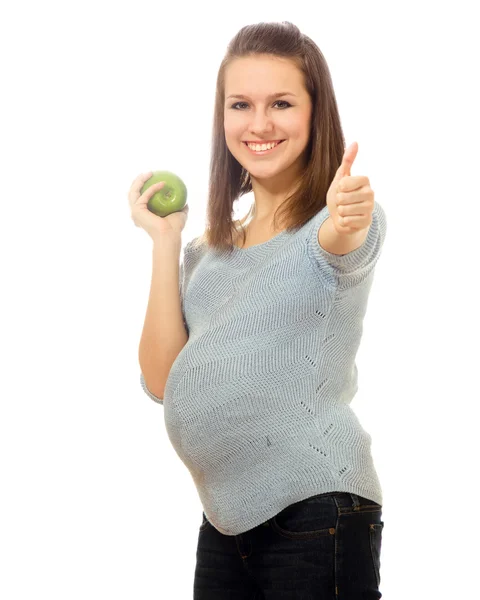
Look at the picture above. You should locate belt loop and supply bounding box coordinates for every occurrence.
[350,493,361,509]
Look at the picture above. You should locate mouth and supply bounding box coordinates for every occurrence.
[243,140,286,155]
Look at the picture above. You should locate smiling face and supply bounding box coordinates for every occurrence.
[223,54,312,185]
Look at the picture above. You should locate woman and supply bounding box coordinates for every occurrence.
[132,20,386,600]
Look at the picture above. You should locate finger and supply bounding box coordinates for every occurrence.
[336,190,367,205]
[334,141,358,181]
[134,181,167,207]
[130,171,153,191]
[338,214,367,228]
[337,176,369,193]
[335,218,360,233]
[338,203,368,220]
[128,171,154,205]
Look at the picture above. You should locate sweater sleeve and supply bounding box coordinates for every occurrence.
[307,201,387,289]
[139,251,187,405]
[140,372,164,404]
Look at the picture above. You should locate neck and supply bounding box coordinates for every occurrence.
[249,162,305,222]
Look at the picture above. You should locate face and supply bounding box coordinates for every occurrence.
[224,54,312,184]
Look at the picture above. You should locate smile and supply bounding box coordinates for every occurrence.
[243,140,285,155]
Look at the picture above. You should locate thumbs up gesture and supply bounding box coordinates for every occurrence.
[325,142,375,236]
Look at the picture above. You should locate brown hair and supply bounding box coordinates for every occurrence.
[194,21,346,254]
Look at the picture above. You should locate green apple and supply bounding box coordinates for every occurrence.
[141,170,188,217]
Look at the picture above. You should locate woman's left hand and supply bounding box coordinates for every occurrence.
[325,141,375,235]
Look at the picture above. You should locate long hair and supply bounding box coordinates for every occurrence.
[194,21,346,254]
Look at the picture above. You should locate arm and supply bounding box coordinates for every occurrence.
[318,216,370,256]
[138,236,189,402]
[307,202,387,289]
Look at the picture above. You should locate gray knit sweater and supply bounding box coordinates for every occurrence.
[140,202,387,535]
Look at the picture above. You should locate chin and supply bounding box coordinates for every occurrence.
[249,160,290,176]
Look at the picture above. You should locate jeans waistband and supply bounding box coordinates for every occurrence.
[333,492,380,509]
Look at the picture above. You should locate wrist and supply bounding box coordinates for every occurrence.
[151,233,182,251]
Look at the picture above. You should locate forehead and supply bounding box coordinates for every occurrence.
[224,55,305,96]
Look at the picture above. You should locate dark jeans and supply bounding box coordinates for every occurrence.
[193,492,384,599]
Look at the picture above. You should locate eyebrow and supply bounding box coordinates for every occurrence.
[226,92,297,100]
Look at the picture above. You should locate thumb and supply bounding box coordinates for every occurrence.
[334,141,358,182]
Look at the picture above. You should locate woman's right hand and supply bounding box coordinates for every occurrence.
[128,171,189,243]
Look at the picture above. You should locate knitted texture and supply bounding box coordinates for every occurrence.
[140,202,387,535]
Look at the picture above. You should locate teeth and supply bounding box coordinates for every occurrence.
[247,141,280,151]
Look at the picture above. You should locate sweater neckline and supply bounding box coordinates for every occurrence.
[229,228,289,254]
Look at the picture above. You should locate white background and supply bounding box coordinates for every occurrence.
[1,0,478,598]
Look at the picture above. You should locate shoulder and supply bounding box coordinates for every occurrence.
[186,233,207,253]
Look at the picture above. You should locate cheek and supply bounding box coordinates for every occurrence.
[223,126,240,155]
[224,120,239,143]
[288,115,310,138]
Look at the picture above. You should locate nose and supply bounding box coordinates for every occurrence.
[248,109,275,137]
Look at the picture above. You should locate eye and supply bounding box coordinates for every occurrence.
[230,100,292,110]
